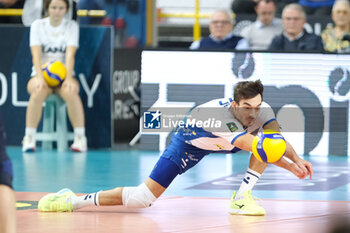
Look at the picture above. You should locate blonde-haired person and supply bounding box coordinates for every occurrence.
[321,0,350,53]
[22,0,87,152]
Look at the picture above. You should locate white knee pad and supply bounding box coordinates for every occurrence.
[122,183,157,208]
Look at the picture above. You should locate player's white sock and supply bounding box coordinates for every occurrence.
[71,192,100,210]
[74,127,85,137]
[236,168,261,198]
[25,127,36,137]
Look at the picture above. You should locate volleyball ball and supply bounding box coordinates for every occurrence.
[252,130,286,163]
[42,61,66,87]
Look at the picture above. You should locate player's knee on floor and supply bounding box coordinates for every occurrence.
[122,183,157,208]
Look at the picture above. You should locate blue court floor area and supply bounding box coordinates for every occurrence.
[7,146,350,201]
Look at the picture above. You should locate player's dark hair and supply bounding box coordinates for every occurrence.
[234,80,264,103]
[44,0,70,12]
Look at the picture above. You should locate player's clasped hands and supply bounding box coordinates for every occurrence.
[290,159,313,179]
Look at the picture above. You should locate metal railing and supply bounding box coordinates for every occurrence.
[0,9,106,17]
[157,0,235,41]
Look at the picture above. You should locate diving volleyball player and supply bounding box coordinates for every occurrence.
[38,80,313,215]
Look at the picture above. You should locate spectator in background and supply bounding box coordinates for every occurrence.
[231,0,297,14]
[241,0,283,50]
[268,3,324,51]
[190,10,249,50]
[22,0,76,26]
[0,0,19,7]
[299,0,335,16]
[0,0,24,24]
[231,0,258,14]
[22,0,87,152]
[321,0,350,53]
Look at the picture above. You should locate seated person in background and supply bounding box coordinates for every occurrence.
[321,0,350,53]
[241,0,284,50]
[268,3,324,51]
[22,0,76,26]
[299,0,335,15]
[22,0,87,153]
[231,0,258,14]
[0,0,24,24]
[190,10,249,50]
[0,0,21,7]
[231,0,297,14]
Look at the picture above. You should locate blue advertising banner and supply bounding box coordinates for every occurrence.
[0,25,112,148]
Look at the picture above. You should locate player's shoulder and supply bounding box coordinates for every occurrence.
[260,101,274,114]
[256,101,276,123]
[261,101,272,108]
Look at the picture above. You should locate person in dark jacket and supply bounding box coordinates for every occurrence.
[268,3,324,51]
[190,9,249,50]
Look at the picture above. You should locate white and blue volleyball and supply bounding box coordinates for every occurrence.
[42,60,67,87]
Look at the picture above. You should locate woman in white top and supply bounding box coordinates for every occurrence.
[22,0,87,152]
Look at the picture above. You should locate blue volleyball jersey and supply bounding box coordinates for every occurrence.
[173,98,276,153]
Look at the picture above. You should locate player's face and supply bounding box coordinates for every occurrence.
[233,94,262,127]
[48,0,67,22]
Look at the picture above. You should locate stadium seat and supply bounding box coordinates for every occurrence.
[36,94,74,152]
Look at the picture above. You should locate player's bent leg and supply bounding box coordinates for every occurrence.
[122,181,159,208]
[105,156,178,208]
[236,154,266,197]
[38,155,180,212]
[232,154,266,216]
[91,178,165,208]
[121,156,179,208]
[248,154,267,174]
[229,190,266,216]
[38,180,163,212]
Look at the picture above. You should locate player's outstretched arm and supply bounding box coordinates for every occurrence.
[233,133,256,152]
[273,156,313,179]
[264,120,313,179]
[233,128,313,179]
[283,141,313,179]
